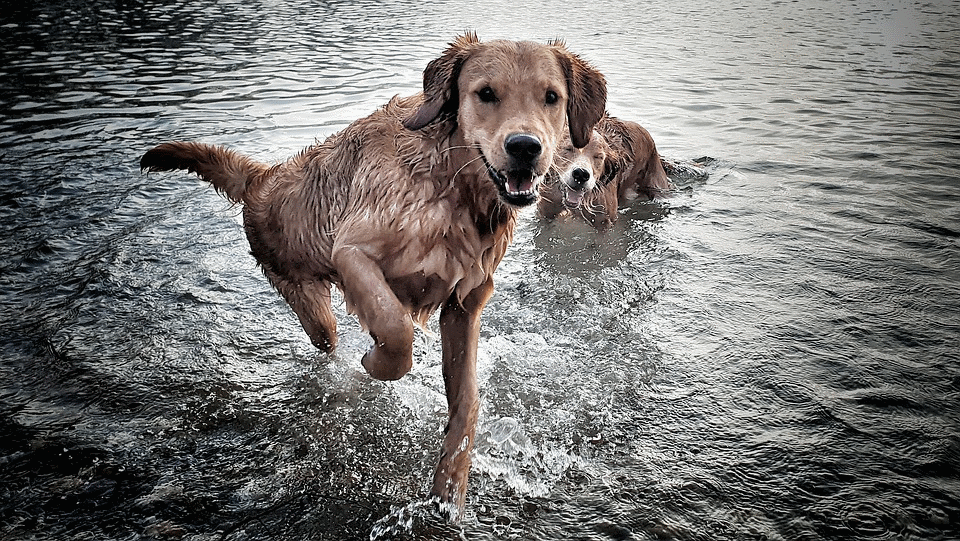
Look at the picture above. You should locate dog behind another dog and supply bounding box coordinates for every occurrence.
[539,114,671,229]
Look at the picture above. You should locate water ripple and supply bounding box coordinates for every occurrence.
[2,0,960,539]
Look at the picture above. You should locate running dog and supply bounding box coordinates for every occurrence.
[140,32,606,520]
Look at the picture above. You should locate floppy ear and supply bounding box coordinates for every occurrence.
[601,148,625,186]
[403,32,480,131]
[553,45,607,149]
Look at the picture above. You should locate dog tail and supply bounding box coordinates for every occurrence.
[140,142,268,203]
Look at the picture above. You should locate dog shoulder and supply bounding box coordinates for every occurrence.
[340,95,451,180]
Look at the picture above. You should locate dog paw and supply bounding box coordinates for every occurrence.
[361,346,412,381]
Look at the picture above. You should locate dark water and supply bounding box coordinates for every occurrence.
[2,0,959,539]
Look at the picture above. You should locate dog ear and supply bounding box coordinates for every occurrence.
[403,32,480,131]
[601,149,624,186]
[552,44,607,149]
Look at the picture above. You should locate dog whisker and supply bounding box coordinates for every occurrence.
[440,143,483,154]
[451,153,486,181]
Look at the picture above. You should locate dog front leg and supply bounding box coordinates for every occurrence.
[332,246,414,381]
[431,277,494,521]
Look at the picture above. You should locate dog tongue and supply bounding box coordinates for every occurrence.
[508,178,533,194]
[565,189,584,208]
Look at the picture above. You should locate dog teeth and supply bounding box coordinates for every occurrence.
[482,158,541,199]
[506,175,543,197]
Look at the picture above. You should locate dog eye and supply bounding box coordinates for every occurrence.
[545,90,558,105]
[477,86,498,103]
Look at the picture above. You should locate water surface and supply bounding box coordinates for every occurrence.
[2,0,959,540]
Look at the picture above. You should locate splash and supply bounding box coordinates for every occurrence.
[368,498,465,540]
[473,416,585,498]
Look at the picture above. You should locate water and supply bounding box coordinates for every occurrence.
[2,0,959,539]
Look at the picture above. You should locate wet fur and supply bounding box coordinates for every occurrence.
[140,33,606,520]
[539,114,670,229]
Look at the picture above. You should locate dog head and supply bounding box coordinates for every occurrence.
[553,129,617,208]
[404,33,607,208]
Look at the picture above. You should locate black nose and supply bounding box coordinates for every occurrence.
[504,133,542,163]
[571,167,591,188]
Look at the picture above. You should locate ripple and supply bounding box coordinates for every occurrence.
[2,0,960,540]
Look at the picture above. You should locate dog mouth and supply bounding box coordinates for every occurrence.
[482,155,540,207]
[563,187,586,209]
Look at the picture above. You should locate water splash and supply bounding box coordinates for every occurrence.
[473,416,584,499]
[368,498,465,540]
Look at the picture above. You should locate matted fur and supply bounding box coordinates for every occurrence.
[140,32,606,520]
[539,114,671,229]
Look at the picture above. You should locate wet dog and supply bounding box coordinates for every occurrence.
[539,114,671,229]
[140,32,606,520]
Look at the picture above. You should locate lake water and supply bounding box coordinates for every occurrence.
[1,0,958,539]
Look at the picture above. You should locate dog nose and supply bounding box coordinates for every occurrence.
[571,167,591,188]
[504,133,542,162]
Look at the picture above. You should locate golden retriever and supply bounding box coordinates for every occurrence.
[539,114,671,229]
[139,32,606,520]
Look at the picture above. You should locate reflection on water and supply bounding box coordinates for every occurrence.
[2,0,959,540]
